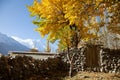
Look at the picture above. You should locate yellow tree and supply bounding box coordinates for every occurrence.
[92,0,120,48]
[27,0,103,50]
[102,0,120,34]
[27,0,107,77]
[57,25,72,51]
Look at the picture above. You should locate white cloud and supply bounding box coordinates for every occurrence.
[11,36,34,48]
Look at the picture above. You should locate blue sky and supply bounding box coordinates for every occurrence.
[0,0,41,39]
[0,0,58,51]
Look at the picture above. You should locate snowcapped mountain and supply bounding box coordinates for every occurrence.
[0,33,29,55]
[11,36,58,52]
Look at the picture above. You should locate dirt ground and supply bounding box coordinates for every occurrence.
[65,71,120,80]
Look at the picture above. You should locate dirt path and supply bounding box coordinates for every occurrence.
[65,71,120,80]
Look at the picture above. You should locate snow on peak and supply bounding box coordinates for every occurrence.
[11,36,35,48]
[11,36,58,52]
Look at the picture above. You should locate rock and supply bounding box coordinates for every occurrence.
[79,75,90,78]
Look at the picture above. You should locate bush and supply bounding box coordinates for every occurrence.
[30,48,39,52]
[0,55,69,80]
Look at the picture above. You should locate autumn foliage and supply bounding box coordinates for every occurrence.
[27,0,119,49]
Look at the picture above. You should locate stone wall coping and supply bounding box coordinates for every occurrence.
[8,51,58,56]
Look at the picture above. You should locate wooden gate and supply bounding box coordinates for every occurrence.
[84,45,100,68]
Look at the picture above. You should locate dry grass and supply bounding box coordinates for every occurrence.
[64,71,120,80]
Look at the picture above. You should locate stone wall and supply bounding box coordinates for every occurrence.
[100,48,120,73]
[60,46,120,73]
[59,47,87,72]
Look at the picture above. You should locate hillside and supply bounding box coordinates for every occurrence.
[0,32,29,55]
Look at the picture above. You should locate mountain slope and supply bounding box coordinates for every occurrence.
[0,33,29,55]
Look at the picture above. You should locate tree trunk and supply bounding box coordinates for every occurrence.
[72,31,79,48]
[67,47,72,78]
[69,62,72,78]
[70,25,79,49]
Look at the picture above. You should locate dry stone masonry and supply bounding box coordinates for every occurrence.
[100,48,120,73]
[60,45,120,73]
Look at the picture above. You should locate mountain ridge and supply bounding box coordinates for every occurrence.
[0,32,30,55]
